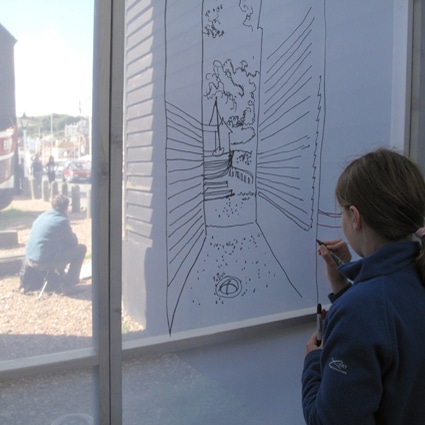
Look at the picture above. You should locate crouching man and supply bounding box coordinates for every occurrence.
[22,194,87,292]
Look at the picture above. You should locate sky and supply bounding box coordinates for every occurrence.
[1,0,94,117]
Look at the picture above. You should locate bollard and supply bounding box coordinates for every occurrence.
[71,185,80,213]
[86,188,91,218]
[30,179,35,199]
[31,178,42,199]
[43,180,50,202]
[61,182,68,197]
[51,181,59,198]
[22,177,31,198]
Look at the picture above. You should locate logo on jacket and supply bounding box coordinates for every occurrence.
[328,358,348,375]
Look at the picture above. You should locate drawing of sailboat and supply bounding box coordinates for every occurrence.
[203,98,234,199]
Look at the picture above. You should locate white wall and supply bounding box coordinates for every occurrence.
[122,318,314,425]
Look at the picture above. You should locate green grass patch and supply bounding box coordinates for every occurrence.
[0,208,40,231]
[0,208,27,218]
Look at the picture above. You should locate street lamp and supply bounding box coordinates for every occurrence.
[20,112,29,177]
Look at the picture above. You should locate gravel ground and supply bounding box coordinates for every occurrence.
[0,197,142,362]
[0,196,146,424]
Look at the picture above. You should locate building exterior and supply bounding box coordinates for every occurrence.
[0,23,18,210]
[0,23,16,130]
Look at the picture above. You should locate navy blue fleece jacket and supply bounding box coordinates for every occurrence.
[302,241,425,425]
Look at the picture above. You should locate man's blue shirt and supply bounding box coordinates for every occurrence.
[25,209,78,264]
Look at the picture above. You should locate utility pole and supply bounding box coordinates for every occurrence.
[50,113,53,157]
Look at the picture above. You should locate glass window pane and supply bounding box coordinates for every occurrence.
[0,197,93,360]
[0,1,96,422]
[0,368,95,424]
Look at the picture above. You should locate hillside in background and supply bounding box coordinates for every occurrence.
[19,114,87,139]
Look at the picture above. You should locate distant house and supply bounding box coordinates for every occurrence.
[0,23,17,130]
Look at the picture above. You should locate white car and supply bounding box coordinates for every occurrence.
[55,160,69,180]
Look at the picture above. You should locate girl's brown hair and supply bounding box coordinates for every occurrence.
[335,148,425,283]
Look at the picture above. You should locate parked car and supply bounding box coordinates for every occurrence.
[63,161,91,183]
[55,160,69,181]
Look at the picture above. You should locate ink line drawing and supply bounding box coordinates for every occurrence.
[164,0,326,334]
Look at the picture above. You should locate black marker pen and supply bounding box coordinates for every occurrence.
[316,303,323,346]
[316,239,345,266]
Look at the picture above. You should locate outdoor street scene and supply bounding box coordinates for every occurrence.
[0,16,99,359]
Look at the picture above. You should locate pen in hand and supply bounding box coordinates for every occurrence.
[316,239,345,266]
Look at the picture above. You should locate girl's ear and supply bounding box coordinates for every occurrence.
[349,205,362,231]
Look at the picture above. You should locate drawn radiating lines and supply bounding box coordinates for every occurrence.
[165,102,208,332]
[257,6,322,231]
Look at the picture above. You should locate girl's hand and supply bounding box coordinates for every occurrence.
[305,331,322,356]
[318,239,351,294]
[322,239,352,263]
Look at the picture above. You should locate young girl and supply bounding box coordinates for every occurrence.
[302,149,425,425]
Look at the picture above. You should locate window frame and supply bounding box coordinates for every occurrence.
[92,0,124,423]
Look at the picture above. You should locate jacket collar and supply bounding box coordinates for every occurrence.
[339,241,420,284]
